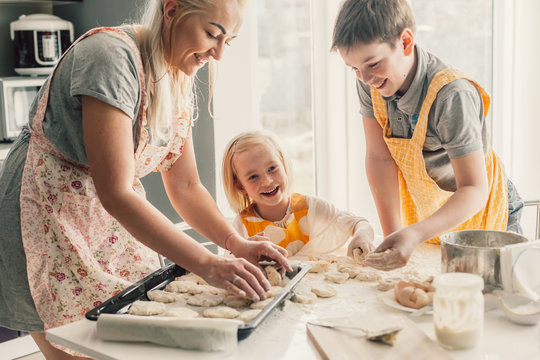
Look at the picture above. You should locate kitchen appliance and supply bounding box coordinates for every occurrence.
[0,76,47,141]
[440,230,528,293]
[10,14,74,76]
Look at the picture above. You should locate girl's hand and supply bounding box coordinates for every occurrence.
[347,236,375,258]
[363,227,420,271]
[197,255,271,301]
[228,234,293,276]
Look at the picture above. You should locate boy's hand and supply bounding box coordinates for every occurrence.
[363,228,419,271]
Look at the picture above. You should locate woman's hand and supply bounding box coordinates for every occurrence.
[363,227,420,271]
[197,255,272,302]
[227,234,292,276]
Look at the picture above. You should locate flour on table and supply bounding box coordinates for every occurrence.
[127,300,166,316]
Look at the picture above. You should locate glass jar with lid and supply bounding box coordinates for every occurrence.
[433,272,484,349]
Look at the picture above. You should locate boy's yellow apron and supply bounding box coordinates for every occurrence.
[370,68,508,244]
[240,193,309,249]
[19,27,191,330]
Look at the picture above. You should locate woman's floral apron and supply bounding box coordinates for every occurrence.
[371,68,508,244]
[19,27,192,330]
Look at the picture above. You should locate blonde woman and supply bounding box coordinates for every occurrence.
[0,1,290,358]
[222,130,374,258]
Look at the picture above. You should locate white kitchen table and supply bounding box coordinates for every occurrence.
[46,245,540,360]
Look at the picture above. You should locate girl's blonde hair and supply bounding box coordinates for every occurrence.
[222,130,293,214]
[138,0,246,142]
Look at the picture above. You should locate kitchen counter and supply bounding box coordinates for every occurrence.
[46,244,540,359]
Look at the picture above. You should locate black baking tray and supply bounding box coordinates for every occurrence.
[85,262,310,340]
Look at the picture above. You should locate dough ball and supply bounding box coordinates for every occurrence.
[336,264,360,278]
[203,306,240,319]
[237,309,261,323]
[162,307,199,318]
[311,284,337,298]
[352,248,367,263]
[223,295,252,308]
[250,298,273,309]
[393,280,433,309]
[146,289,185,303]
[308,260,331,273]
[265,266,282,286]
[175,273,208,285]
[292,291,317,304]
[266,286,283,298]
[186,293,224,307]
[324,271,349,284]
[165,280,201,294]
[127,300,165,316]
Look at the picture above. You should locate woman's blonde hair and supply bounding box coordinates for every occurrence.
[222,130,293,214]
[138,0,246,142]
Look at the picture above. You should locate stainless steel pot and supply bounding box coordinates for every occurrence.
[440,230,528,293]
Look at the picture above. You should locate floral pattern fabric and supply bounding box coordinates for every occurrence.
[19,27,190,330]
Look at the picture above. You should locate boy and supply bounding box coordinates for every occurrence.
[331,0,523,270]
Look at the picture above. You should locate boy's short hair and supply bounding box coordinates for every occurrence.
[331,0,416,51]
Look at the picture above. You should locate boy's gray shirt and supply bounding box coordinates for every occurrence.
[356,45,488,192]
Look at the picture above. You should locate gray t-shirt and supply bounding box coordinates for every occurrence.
[357,45,487,192]
[29,26,142,164]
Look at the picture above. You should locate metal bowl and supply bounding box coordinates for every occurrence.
[440,230,528,293]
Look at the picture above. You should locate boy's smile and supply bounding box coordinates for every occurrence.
[338,29,417,97]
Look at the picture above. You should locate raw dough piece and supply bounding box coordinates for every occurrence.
[265,266,282,286]
[376,278,400,291]
[196,284,227,296]
[146,289,184,303]
[250,298,273,309]
[186,293,224,307]
[175,273,208,285]
[202,306,240,319]
[165,280,201,294]
[266,286,283,298]
[393,280,434,309]
[335,255,355,264]
[355,270,382,282]
[162,307,199,318]
[324,271,349,284]
[127,300,166,316]
[311,283,337,298]
[223,295,252,308]
[336,264,360,278]
[308,260,331,273]
[237,309,261,323]
[292,291,317,304]
[352,248,367,263]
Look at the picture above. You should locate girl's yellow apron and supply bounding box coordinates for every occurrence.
[19,27,191,330]
[370,68,508,244]
[240,193,309,249]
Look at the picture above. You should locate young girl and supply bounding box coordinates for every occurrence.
[222,130,374,257]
